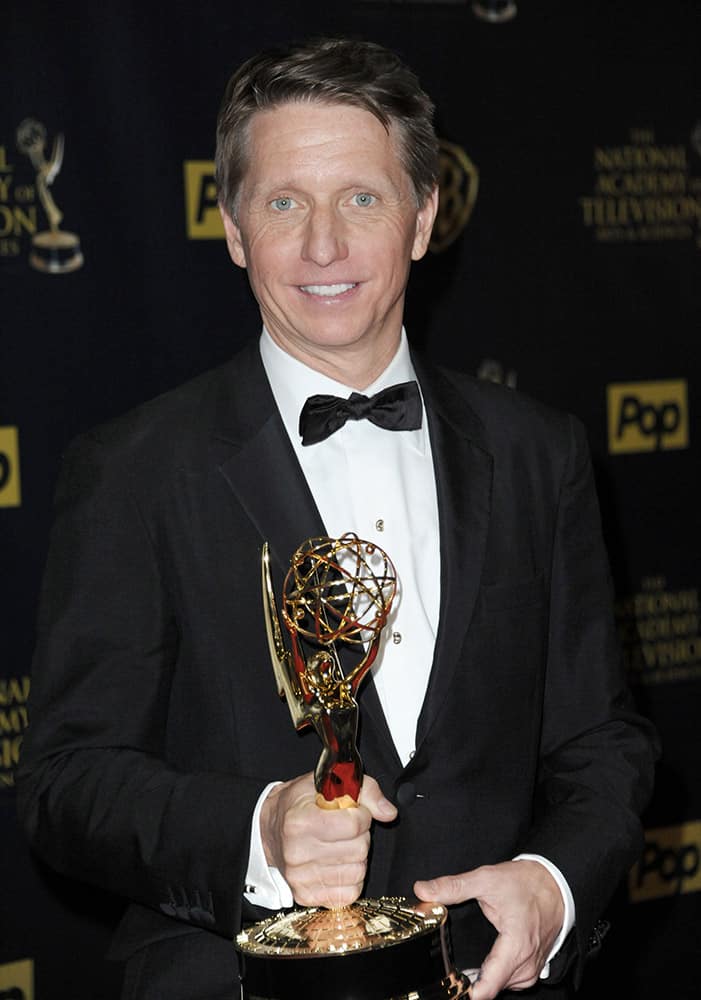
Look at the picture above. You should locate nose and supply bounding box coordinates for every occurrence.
[301,204,349,266]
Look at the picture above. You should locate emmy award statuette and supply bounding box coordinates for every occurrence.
[16,118,83,274]
[236,535,469,1000]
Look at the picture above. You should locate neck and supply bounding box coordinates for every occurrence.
[266,332,403,391]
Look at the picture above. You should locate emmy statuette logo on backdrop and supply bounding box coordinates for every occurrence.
[235,535,470,1000]
[16,119,83,274]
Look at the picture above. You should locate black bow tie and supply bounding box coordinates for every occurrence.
[299,380,422,446]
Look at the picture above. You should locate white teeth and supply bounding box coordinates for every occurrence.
[300,283,356,296]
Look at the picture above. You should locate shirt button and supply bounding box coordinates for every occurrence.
[375,518,385,532]
[392,631,402,644]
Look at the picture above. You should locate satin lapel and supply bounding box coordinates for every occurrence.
[413,357,494,749]
[211,340,324,579]
[210,340,394,756]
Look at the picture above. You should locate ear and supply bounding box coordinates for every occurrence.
[219,203,247,269]
[411,186,439,261]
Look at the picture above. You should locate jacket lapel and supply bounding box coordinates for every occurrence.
[413,356,494,750]
[211,340,324,579]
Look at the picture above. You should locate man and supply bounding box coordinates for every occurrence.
[17,37,656,1000]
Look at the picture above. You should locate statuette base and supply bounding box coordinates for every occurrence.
[30,230,83,274]
[236,897,470,999]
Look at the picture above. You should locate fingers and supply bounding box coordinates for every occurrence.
[283,795,370,849]
[260,772,396,908]
[414,861,564,999]
[288,857,369,908]
[469,933,540,999]
[414,870,477,904]
[359,774,398,823]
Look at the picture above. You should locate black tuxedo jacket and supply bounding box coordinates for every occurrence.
[17,339,656,996]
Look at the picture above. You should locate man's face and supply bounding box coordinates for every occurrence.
[221,101,438,384]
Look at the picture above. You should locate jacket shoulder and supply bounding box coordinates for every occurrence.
[55,354,248,501]
[88,363,232,452]
[426,361,580,451]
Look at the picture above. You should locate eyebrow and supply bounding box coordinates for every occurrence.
[247,175,405,202]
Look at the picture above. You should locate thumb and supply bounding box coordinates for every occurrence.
[414,871,477,905]
[359,775,398,823]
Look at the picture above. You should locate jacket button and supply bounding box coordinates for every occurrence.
[396,781,416,808]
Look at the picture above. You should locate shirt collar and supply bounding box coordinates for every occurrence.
[259,326,421,446]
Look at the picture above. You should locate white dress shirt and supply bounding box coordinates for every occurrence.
[244,328,574,977]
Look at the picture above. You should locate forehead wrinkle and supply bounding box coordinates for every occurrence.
[243,104,411,203]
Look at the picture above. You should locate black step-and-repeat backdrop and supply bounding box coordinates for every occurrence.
[2,2,699,997]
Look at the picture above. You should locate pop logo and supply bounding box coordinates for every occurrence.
[0,427,21,508]
[607,379,689,454]
[183,161,224,239]
[629,821,701,902]
[0,958,34,1000]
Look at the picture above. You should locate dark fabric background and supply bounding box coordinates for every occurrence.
[1,2,699,997]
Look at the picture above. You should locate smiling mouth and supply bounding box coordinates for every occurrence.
[299,283,357,296]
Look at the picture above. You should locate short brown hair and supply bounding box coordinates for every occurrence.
[215,37,439,218]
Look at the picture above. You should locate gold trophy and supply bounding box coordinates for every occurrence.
[236,535,469,1000]
[16,118,83,274]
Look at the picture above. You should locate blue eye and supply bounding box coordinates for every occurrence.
[271,197,294,211]
[352,193,376,207]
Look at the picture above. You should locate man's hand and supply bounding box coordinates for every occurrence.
[414,860,564,999]
[260,773,397,908]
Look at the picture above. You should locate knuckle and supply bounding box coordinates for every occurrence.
[357,831,371,856]
[283,810,308,841]
[330,888,357,907]
[349,807,371,835]
[349,860,367,883]
[293,887,313,906]
[448,874,466,895]
[342,840,366,864]
[284,844,307,867]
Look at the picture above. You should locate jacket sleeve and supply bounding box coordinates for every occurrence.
[16,431,264,939]
[518,415,659,982]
